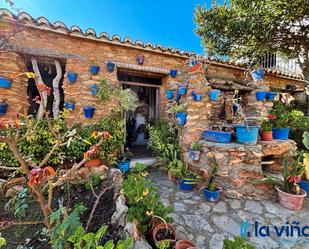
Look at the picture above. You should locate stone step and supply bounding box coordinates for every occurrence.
[130,157,157,168]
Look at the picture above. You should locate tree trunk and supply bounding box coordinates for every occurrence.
[31,57,47,119]
[52,60,62,117]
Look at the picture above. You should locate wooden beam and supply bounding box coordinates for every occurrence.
[120,81,162,88]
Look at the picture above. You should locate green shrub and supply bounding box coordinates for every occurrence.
[224,236,255,249]
[122,163,173,234]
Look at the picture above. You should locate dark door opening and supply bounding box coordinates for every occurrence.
[118,71,162,158]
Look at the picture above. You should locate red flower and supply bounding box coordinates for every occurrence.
[268,113,277,120]
[33,96,40,104]
[287,175,301,184]
[28,166,55,188]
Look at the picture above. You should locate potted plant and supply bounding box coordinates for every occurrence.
[189,141,203,161]
[0,99,8,116]
[106,61,115,73]
[269,112,290,140]
[200,162,221,202]
[259,116,273,141]
[90,65,100,75]
[152,223,176,249]
[90,84,98,95]
[253,157,306,211]
[299,131,309,197]
[0,77,12,89]
[171,162,201,191]
[170,69,177,78]
[64,97,76,110]
[83,106,95,118]
[208,89,221,101]
[67,72,78,83]
[168,103,188,126]
[118,150,134,173]
[175,240,197,249]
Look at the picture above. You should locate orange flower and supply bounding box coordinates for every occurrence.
[27,166,55,188]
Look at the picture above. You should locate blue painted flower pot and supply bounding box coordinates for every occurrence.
[67,72,78,83]
[106,62,115,73]
[251,68,265,81]
[83,106,95,118]
[0,102,8,116]
[0,77,12,89]
[175,113,187,126]
[179,179,194,191]
[166,90,174,99]
[209,90,220,101]
[192,93,203,101]
[90,84,98,95]
[300,180,309,198]
[266,92,277,101]
[178,85,187,95]
[235,125,259,144]
[272,128,290,140]
[90,65,100,75]
[201,188,221,202]
[189,149,201,161]
[170,69,177,78]
[188,60,199,67]
[118,160,130,173]
[202,130,232,143]
[256,91,267,101]
[65,102,75,110]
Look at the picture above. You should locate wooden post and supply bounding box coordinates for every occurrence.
[52,60,62,117]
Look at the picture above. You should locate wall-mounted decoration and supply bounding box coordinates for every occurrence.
[67,72,78,83]
[208,89,221,101]
[266,91,277,101]
[0,100,8,116]
[170,69,177,78]
[175,112,187,126]
[90,65,100,75]
[64,98,76,110]
[178,83,187,95]
[90,84,98,95]
[0,77,12,89]
[136,55,144,65]
[106,62,115,73]
[165,90,174,99]
[192,91,203,101]
[83,106,95,118]
[255,91,267,101]
[250,68,265,81]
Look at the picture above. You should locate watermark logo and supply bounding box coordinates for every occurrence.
[240,220,309,238]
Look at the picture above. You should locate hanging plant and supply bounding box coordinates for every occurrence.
[96,79,111,101]
[119,89,139,111]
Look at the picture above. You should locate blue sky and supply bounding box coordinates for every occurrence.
[0,0,218,54]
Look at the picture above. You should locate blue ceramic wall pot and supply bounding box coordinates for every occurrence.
[202,130,232,143]
[179,179,194,191]
[65,101,75,110]
[192,92,203,101]
[90,65,100,75]
[0,102,8,116]
[166,90,174,99]
[175,113,187,126]
[208,89,220,101]
[272,128,290,140]
[235,125,259,144]
[67,72,78,83]
[189,149,201,161]
[256,91,267,101]
[136,55,144,65]
[170,69,177,78]
[83,106,95,118]
[201,187,221,202]
[106,62,115,73]
[90,84,98,95]
[300,180,309,198]
[266,92,277,101]
[251,68,265,81]
[118,160,130,173]
[0,77,12,89]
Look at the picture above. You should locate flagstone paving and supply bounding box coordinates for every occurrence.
[148,170,309,249]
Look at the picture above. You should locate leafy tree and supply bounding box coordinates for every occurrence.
[194,0,309,81]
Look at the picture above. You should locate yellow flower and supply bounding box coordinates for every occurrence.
[91,131,99,139]
[143,188,149,196]
[146,210,153,216]
[141,172,148,177]
[135,196,143,202]
[25,72,35,79]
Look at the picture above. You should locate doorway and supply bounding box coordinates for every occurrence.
[118,71,162,158]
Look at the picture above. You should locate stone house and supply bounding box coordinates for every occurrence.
[0,9,306,199]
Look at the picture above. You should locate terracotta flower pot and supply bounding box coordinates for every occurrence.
[276,187,307,211]
[260,131,273,141]
[175,240,198,249]
[152,223,176,248]
[168,170,177,182]
[85,158,102,168]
